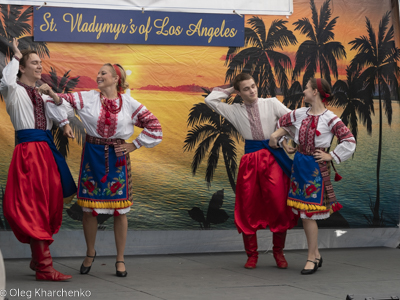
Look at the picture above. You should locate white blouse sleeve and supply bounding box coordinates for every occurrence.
[56,90,97,121]
[204,88,237,125]
[271,97,295,142]
[0,57,21,106]
[129,98,162,149]
[276,108,302,138]
[44,96,70,127]
[272,97,291,118]
[328,115,356,164]
[57,91,90,112]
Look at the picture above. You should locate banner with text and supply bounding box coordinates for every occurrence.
[33,6,245,46]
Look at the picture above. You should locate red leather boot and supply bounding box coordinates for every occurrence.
[30,239,72,281]
[29,259,37,271]
[273,231,288,269]
[242,233,258,269]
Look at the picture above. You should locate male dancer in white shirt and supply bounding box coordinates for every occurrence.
[1,38,76,281]
[205,73,298,269]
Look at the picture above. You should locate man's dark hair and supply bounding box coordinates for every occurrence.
[17,49,38,78]
[232,73,254,91]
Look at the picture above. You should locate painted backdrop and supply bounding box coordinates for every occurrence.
[0,0,399,231]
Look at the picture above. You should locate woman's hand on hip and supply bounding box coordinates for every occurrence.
[313,149,332,163]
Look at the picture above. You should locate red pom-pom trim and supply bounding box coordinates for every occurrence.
[113,210,120,217]
[334,172,342,182]
[332,202,343,212]
[100,174,108,183]
[92,210,99,217]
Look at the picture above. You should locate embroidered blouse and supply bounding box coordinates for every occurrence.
[47,90,162,149]
[0,57,65,131]
[205,87,291,140]
[277,107,356,164]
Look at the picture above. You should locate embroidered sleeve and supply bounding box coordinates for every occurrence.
[44,98,70,127]
[204,88,236,125]
[328,118,356,164]
[57,92,85,110]
[56,91,89,118]
[277,109,296,134]
[277,110,296,128]
[131,104,162,149]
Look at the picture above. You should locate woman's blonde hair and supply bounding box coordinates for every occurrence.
[103,63,129,92]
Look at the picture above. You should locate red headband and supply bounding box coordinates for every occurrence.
[113,64,123,93]
[316,79,330,103]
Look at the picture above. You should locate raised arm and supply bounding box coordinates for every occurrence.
[44,90,77,139]
[38,84,61,105]
[11,38,22,60]
[204,86,237,124]
[0,38,23,99]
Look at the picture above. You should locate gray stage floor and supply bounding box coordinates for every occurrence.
[2,247,400,300]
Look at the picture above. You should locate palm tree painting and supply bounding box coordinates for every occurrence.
[0,5,51,147]
[330,66,374,143]
[0,5,86,156]
[41,67,86,158]
[292,0,346,87]
[0,5,49,69]
[224,17,297,98]
[282,80,304,110]
[348,11,400,226]
[183,89,243,194]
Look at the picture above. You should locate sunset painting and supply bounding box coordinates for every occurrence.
[0,0,399,230]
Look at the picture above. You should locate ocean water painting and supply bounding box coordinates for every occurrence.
[0,0,399,231]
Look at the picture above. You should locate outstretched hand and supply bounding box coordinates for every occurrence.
[12,38,22,59]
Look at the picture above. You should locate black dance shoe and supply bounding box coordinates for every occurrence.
[300,260,318,275]
[80,251,96,274]
[115,261,127,277]
[316,256,323,268]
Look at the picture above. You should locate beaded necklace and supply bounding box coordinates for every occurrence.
[100,93,123,114]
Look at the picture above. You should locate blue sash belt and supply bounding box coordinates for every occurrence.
[244,139,293,177]
[16,129,77,198]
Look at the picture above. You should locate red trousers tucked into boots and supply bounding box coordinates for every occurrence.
[30,239,72,281]
[242,231,288,269]
[272,231,288,269]
[242,233,258,269]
